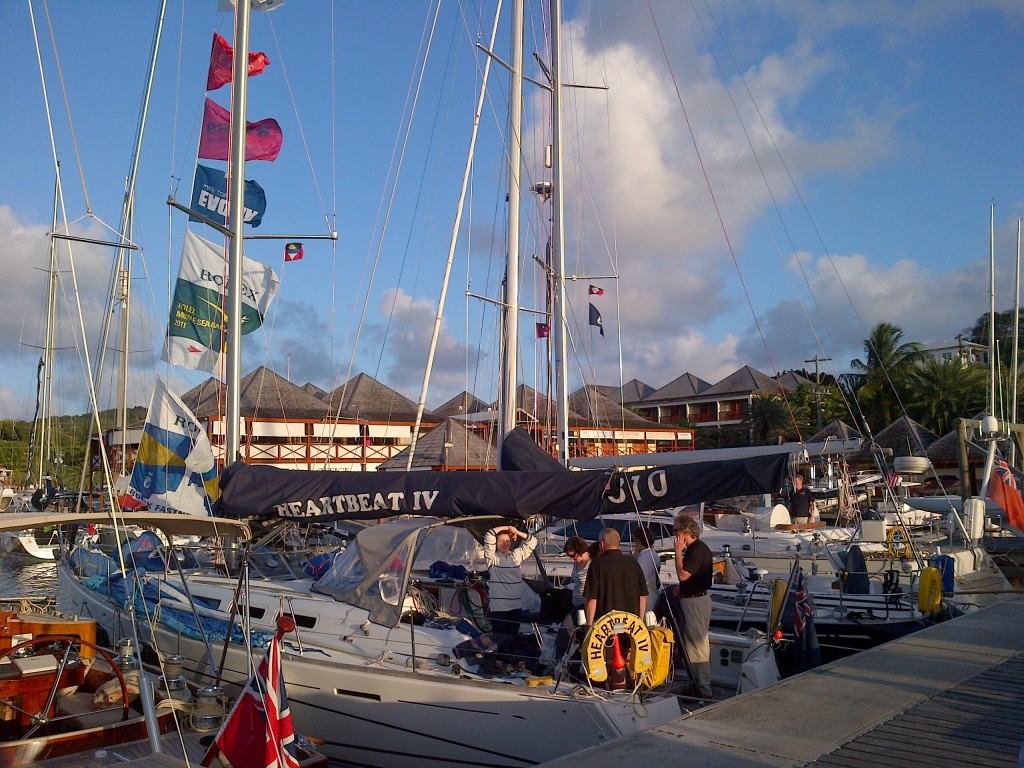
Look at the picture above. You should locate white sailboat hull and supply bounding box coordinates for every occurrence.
[57,563,683,768]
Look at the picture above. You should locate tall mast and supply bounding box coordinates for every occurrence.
[224,0,252,465]
[498,0,525,456]
[550,0,569,466]
[1013,219,1021,433]
[989,203,996,420]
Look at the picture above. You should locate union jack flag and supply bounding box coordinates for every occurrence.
[793,568,813,638]
[995,459,1018,489]
[204,631,300,768]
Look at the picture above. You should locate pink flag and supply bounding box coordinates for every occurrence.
[207,33,270,91]
[198,98,283,162]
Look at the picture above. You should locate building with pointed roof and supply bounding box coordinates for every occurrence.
[378,419,497,471]
[872,415,939,458]
[433,391,490,419]
[634,366,808,430]
[325,372,432,422]
[632,372,712,424]
[302,382,329,400]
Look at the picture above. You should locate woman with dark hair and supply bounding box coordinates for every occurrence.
[563,536,594,625]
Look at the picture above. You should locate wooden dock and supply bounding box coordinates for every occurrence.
[543,595,1024,767]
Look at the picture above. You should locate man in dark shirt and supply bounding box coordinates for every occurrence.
[673,513,714,698]
[787,474,813,524]
[583,528,648,623]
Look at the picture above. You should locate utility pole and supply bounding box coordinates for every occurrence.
[804,355,832,432]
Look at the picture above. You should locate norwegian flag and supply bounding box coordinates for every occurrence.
[203,619,300,768]
[793,568,813,638]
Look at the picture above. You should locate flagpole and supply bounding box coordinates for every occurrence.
[498,0,525,456]
[225,0,253,466]
[550,0,569,467]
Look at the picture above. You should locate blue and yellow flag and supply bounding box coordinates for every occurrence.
[121,378,220,515]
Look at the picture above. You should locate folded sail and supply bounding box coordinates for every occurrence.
[121,377,220,515]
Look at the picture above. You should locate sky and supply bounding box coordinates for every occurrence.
[0,0,1022,424]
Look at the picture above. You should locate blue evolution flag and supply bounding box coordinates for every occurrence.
[589,303,604,336]
[189,164,267,228]
[119,377,220,515]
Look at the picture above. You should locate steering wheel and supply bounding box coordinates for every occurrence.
[0,635,131,740]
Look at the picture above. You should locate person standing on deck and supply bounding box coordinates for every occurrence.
[483,524,536,635]
[584,528,647,624]
[673,513,714,699]
[786,474,813,524]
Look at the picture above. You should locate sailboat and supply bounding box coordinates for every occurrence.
[52,4,781,767]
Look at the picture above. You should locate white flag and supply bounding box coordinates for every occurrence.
[162,230,279,376]
[121,377,220,516]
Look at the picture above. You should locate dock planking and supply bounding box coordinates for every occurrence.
[541,596,1024,768]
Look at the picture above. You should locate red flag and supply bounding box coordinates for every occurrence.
[988,459,1024,529]
[198,98,283,162]
[589,285,604,295]
[119,494,146,511]
[792,568,812,637]
[536,323,550,338]
[207,33,270,91]
[204,629,300,768]
[284,243,303,262]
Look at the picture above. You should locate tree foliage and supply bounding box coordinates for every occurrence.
[849,322,925,430]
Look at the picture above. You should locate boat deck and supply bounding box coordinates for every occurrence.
[31,730,208,768]
[542,594,1024,767]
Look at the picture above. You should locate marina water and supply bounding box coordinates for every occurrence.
[0,554,58,602]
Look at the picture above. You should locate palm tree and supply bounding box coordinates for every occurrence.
[744,392,791,445]
[907,357,986,435]
[850,323,924,429]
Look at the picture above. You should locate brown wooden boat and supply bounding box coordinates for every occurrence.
[0,607,326,768]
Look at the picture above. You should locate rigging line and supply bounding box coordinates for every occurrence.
[658,2,802,439]
[696,6,907,427]
[330,1,337,383]
[375,12,461,427]
[28,0,63,199]
[683,6,812,439]
[697,1,855,432]
[645,0,790,430]
[39,0,92,215]
[265,16,335,233]
[409,0,503,467]
[167,2,188,202]
[327,0,444,436]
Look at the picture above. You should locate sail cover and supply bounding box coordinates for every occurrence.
[603,454,791,512]
[217,463,610,521]
[218,453,791,522]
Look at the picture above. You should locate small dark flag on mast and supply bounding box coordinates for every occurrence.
[536,323,550,339]
[589,303,604,336]
[589,285,604,296]
[284,243,303,262]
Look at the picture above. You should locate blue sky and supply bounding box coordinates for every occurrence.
[0,0,1022,423]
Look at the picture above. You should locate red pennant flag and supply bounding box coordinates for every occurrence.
[535,323,550,338]
[198,98,283,162]
[284,243,304,262]
[589,285,604,295]
[207,33,270,91]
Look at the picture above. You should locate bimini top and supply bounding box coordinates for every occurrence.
[0,511,251,541]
